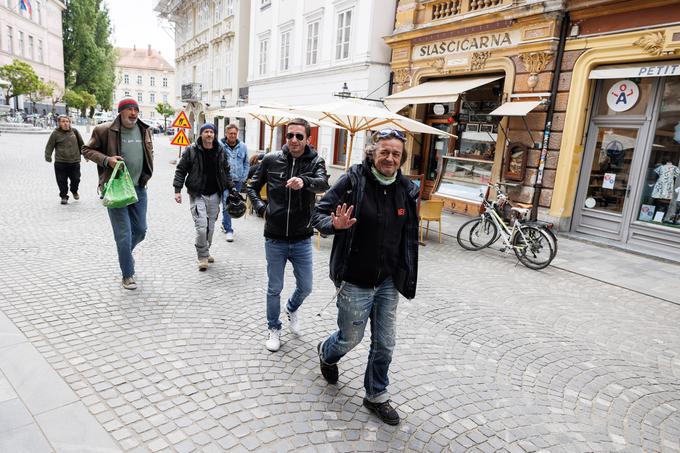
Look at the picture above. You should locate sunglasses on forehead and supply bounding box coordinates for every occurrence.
[377,128,406,142]
[286,132,306,141]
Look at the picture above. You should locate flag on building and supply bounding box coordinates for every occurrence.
[19,0,32,17]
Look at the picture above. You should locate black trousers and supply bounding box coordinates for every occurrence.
[54,162,81,199]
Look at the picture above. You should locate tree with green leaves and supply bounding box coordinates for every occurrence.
[46,81,64,114]
[62,0,116,110]
[0,59,41,108]
[62,89,84,113]
[155,102,176,130]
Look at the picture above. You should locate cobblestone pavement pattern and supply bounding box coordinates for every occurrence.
[1,130,680,453]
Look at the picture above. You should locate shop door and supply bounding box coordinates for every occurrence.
[422,122,454,198]
[574,124,649,240]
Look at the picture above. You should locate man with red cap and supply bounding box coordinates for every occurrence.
[82,98,154,290]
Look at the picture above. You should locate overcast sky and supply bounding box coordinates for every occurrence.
[105,0,176,64]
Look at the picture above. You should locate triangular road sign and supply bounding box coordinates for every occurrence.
[170,129,190,146]
[171,111,191,129]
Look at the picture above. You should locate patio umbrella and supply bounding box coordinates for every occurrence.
[210,103,342,153]
[291,98,456,170]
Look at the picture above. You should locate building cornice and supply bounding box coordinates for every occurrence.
[247,61,390,88]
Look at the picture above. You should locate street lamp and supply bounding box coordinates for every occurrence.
[335,82,351,98]
[220,95,226,108]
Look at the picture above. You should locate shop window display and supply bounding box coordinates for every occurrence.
[637,77,680,226]
[583,127,638,214]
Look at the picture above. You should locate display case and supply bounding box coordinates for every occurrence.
[431,156,492,215]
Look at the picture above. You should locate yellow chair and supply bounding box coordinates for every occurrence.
[419,199,445,243]
[244,183,267,218]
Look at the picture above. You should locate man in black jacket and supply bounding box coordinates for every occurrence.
[247,118,330,352]
[173,123,237,270]
[311,129,419,425]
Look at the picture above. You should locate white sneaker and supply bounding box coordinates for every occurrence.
[226,232,234,242]
[285,307,301,335]
[265,328,281,352]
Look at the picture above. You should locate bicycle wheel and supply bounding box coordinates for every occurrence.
[512,225,555,270]
[456,217,498,251]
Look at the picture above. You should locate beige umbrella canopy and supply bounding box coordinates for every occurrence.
[292,98,456,170]
[211,103,342,153]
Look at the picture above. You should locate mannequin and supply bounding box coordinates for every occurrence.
[652,161,680,222]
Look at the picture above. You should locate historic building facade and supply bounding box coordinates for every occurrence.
[154,0,250,136]
[114,46,176,120]
[0,0,66,112]
[386,0,680,260]
[245,0,396,170]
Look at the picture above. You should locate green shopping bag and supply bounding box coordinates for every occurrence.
[101,160,138,208]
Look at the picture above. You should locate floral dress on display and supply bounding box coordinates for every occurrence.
[652,163,680,200]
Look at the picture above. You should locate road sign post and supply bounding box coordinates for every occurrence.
[170,111,192,159]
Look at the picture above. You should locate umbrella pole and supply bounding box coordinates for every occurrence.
[344,132,356,172]
[268,127,274,153]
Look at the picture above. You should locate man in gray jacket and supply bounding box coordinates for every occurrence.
[44,115,84,204]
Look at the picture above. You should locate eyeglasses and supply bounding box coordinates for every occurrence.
[286,132,305,141]
[376,128,406,142]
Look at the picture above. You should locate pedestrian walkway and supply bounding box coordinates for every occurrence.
[438,210,680,305]
[1,130,679,452]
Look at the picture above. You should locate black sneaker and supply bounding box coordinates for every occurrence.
[363,399,400,425]
[317,341,338,384]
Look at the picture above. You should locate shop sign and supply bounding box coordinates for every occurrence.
[413,30,521,61]
[606,80,640,112]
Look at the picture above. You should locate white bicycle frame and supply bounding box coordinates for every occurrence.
[478,195,532,252]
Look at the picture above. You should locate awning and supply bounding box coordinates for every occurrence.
[589,61,680,79]
[383,76,503,112]
[489,101,542,117]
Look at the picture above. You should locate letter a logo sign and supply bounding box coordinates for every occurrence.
[171,111,191,129]
[170,129,190,146]
[607,79,639,112]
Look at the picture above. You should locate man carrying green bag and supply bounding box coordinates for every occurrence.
[102,161,139,208]
[82,98,154,290]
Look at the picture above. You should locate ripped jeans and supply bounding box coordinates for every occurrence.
[319,277,399,402]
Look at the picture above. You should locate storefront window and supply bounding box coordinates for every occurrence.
[457,79,503,161]
[583,127,638,214]
[595,77,654,117]
[637,77,680,226]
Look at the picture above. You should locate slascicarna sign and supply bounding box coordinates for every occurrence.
[413,31,521,60]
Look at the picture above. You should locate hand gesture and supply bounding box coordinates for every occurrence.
[286,177,304,190]
[331,203,357,230]
[174,193,182,204]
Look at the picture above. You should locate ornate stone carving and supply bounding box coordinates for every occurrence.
[427,57,446,73]
[393,67,411,85]
[633,32,666,56]
[520,51,553,90]
[470,51,490,71]
[520,51,553,74]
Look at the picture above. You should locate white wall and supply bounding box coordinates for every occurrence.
[246,0,396,169]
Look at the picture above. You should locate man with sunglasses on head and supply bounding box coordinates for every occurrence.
[247,118,330,352]
[311,128,419,425]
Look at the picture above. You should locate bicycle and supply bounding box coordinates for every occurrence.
[456,184,557,270]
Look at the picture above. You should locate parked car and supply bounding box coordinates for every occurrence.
[93,112,113,124]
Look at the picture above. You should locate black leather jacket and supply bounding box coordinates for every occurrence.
[173,138,234,196]
[311,159,420,299]
[247,145,329,241]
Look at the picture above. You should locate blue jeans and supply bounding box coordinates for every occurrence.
[107,186,148,278]
[221,181,243,232]
[320,278,399,402]
[264,238,313,330]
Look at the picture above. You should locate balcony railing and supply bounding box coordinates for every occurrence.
[430,0,509,21]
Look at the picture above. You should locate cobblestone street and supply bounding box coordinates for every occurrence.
[1,130,680,452]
